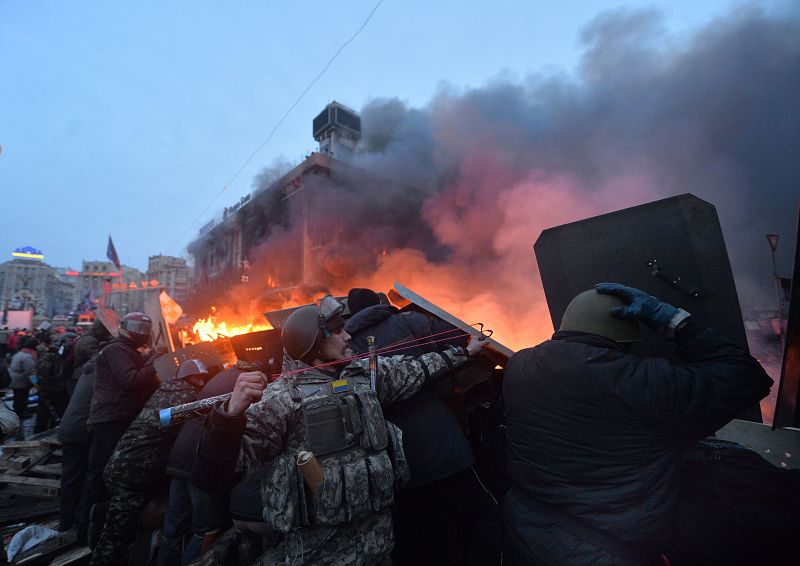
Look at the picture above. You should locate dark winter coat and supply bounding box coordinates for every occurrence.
[58,355,99,444]
[37,346,67,399]
[166,364,247,479]
[71,331,104,385]
[345,304,474,487]
[104,376,205,490]
[88,337,159,426]
[502,321,773,566]
[345,305,437,356]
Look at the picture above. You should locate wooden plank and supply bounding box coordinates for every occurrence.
[0,474,60,498]
[49,546,91,566]
[389,282,516,367]
[0,498,61,525]
[7,455,31,472]
[0,442,50,465]
[29,463,62,478]
[0,440,46,452]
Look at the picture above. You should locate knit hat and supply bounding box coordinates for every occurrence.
[347,288,380,316]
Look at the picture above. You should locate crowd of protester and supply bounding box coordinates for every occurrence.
[0,323,90,441]
[1,283,798,565]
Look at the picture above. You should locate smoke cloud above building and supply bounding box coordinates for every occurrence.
[199,6,799,349]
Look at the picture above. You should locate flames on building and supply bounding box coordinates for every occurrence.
[185,8,799,354]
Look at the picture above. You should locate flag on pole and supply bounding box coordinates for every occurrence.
[159,290,184,325]
[106,235,121,271]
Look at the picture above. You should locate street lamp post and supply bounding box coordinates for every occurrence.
[766,234,784,345]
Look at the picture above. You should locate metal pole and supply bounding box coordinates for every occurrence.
[767,235,784,345]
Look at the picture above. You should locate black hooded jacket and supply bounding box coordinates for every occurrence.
[87,337,160,427]
[345,304,473,486]
[503,321,773,565]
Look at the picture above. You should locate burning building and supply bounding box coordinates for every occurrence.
[185,8,798,356]
[187,101,440,334]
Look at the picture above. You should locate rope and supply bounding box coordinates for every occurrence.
[271,321,487,379]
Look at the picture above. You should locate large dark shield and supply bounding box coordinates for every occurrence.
[535,193,761,422]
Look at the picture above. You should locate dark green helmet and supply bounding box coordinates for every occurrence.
[559,289,640,343]
[281,296,345,360]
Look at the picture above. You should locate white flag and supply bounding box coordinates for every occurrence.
[159,291,184,325]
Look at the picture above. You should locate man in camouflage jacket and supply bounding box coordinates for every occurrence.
[90,359,217,566]
[193,296,486,565]
[34,336,68,433]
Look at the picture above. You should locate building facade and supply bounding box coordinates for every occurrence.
[186,107,430,316]
[147,254,190,304]
[0,256,75,318]
[74,260,145,310]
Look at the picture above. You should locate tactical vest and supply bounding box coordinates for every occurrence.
[259,375,409,533]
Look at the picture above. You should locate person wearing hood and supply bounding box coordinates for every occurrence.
[57,333,113,534]
[8,336,38,440]
[83,313,164,547]
[69,318,112,396]
[344,288,502,565]
[192,295,487,565]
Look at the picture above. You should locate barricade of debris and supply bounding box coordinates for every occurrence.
[0,429,90,565]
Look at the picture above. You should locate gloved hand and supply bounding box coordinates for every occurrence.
[595,283,678,331]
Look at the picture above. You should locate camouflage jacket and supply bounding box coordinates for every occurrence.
[36,348,66,397]
[238,348,471,564]
[104,377,203,489]
[242,347,470,474]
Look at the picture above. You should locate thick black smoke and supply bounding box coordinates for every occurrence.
[350,5,800,310]
[193,5,799,351]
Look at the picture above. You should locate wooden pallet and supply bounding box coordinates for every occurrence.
[0,474,60,498]
[49,546,91,566]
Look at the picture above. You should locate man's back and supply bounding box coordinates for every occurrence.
[505,321,773,562]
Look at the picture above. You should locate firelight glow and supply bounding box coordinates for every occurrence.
[192,317,272,342]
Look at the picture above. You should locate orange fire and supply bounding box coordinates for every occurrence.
[192,317,272,342]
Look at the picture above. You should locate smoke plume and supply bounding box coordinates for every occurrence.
[196,5,800,351]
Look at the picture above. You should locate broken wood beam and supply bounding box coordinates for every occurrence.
[7,455,32,472]
[0,498,61,525]
[0,474,60,498]
[28,463,62,477]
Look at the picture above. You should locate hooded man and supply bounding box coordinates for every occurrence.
[344,287,502,565]
[83,312,163,546]
[69,318,112,396]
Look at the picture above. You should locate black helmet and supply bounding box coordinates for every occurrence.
[119,312,152,347]
[176,358,209,380]
[281,295,345,360]
[91,318,111,339]
[559,289,640,343]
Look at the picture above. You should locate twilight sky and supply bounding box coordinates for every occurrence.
[0,0,794,273]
